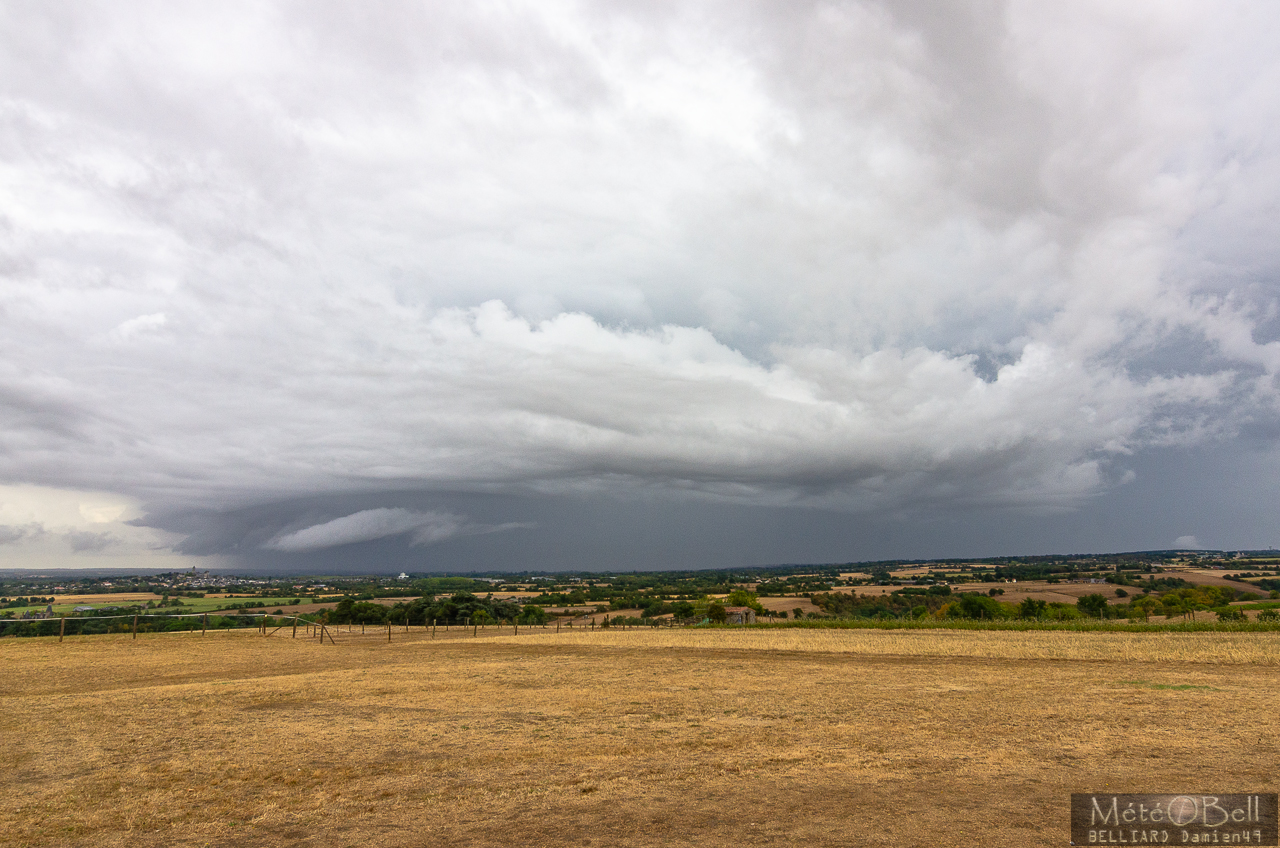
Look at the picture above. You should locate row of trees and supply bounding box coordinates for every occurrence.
[325,588,782,627]
[0,613,274,638]
[0,596,56,609]
[810,583,1271,622]
[324,593,551,626]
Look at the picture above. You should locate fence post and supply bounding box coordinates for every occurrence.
[292,617,298,638]
[514,619,518,636]
[591,620,595,631]
[59,616,66,643]
[431,619,436,639]
[132,615,138,639]
[203,614,207,635]
[473,621,477,637]
[387,622,392,643]
[556,620,560,634]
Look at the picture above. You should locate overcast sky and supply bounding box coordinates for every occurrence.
[2,1,1280,573]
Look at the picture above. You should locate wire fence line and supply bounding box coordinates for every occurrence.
[0,611,338,643]
[0,610,677,644]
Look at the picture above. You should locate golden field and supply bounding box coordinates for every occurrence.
[2,627,1277,847]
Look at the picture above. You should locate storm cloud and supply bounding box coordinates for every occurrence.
[2,2,1279,569]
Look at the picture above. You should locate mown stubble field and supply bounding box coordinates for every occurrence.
[3,628,1278,847]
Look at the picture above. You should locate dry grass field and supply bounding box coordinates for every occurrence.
[3,627,1278,847]
[45,593,165,605]
[752,596,822,617]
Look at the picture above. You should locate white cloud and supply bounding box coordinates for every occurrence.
[264,508,528,552]
[0,484,189,566]
[1174,535,1203,549]
[109,313,168,343]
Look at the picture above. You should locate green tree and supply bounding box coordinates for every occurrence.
[1018,598,1048,620]
[725,589,765,614]
[518,604,548,625]
[1076,594,1109,619]
[707,602,727,623]
[1127,595,1159,622]
[957,593,1005,620]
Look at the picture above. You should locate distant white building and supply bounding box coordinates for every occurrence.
[398,572,409,580]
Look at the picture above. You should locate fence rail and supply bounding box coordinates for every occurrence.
[0,610,688,644]
[0,611,339,643]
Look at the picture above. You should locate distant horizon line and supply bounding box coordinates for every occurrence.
[1,547,1276,581]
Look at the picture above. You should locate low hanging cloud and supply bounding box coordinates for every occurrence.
[264,509,530,553]
[63,529,118,553]
[0,524,41,545]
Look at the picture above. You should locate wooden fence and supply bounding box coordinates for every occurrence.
[0,611,685,644]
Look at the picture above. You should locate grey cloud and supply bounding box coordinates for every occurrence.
[0,523,42,545]
[130,443,1280,572]
[0,523,118,553]
[1,2,1279,566]
[63,530,116,552]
